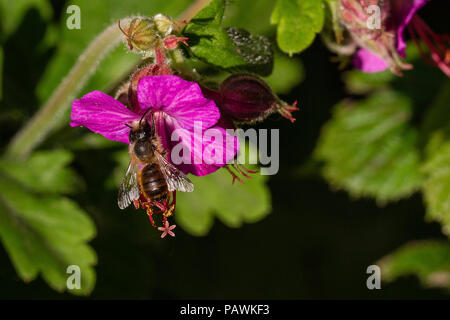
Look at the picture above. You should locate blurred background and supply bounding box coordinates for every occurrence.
[0,0,449,299]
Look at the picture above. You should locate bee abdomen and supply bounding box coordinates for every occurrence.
[140,164,168,203]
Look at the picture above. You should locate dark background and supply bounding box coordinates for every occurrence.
[0,0,449,299]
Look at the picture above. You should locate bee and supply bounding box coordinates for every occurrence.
[118,110,194,212]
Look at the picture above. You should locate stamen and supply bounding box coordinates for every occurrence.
[408,16,450,77]
[225,162,259,185]
[225,165,244,185]
[237,163,259,175]
[278,100,299,123]
[235,165,252,180]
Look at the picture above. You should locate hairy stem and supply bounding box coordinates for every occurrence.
[179,0,211,22]
[5,19,131,160]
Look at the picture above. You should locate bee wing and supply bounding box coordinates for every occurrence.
[155,151,194,193]
[118,162,140,209]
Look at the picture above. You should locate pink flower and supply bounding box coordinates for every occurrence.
[353,48,389,72]
[71,75,239,176]
[342,0,449,76]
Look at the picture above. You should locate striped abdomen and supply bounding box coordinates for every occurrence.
[139,163,168,203]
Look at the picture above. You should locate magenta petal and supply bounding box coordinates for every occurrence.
[155,114,239,176]
[391,0,429,55]
[353,49,389,72]
[137,75,220,130]
[171,126,239,176]
[152,111,175,156]
[71,91,139,144]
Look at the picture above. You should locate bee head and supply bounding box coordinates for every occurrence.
[127,109,154,143]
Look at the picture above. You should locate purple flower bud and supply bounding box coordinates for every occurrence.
[219,74,277,122]
[203,74,298,124]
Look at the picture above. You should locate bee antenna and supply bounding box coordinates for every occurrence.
[139,108,152,125]
[124,123,132,129]
[150,113,156,136]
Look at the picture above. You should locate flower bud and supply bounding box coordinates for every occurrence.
[128,63,173,111]
[118,18,159,52]
[154,14,187,35]
[218,74,277,122]
[213,74,298,123]
[115,84,130,106]
[154,14,175,36]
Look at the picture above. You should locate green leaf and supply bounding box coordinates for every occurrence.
[183,0,274,76]
[379,240,450,290]
[0,0,52,37]
[184,26,274,76]
[0,151,96,295]
[420,80,450,146]
[315,91,423,204]
[271,0,325,55]
[176,168,271,236]
[343,69,395,95]
[420,80,450,236]
[422,131,450,236]
[0,46,3,100]
[189,0,225,25]
[0,150,81,194]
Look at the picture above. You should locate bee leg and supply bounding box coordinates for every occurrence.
[172,191,176,211]
[143,203,156,227]
[152,208,164,214]
[165,191,176,217]
[162,193,171,215]
[148,213,156,227]
[153,201,167,214]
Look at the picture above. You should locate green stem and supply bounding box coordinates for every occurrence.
[5,19,131,161]
[169,49,201,81]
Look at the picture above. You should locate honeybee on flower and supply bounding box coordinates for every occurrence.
[70,15,297,238]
